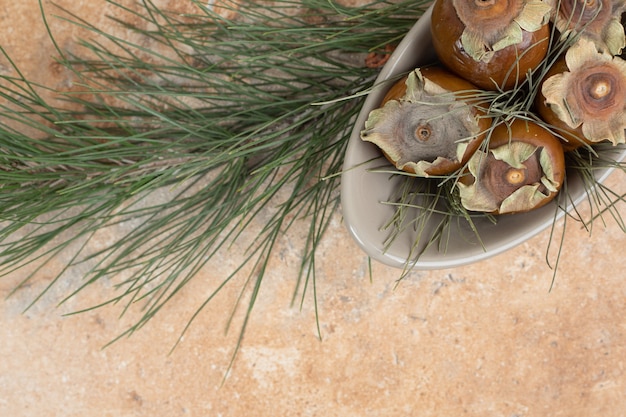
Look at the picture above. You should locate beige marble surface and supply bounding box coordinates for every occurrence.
[1,1,626,416]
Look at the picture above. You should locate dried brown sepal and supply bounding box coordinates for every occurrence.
[431,0,552,90]
[457,119,566,214]
[360,67,491,177]
[535,38,626,149]
[546,0,626,55]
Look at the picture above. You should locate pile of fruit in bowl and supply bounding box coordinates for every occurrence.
[341,0,626,270]
[361,0,625,216]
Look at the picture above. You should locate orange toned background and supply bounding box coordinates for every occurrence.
[1,1,626,416]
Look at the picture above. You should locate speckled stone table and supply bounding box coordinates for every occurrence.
[1,1,626,416]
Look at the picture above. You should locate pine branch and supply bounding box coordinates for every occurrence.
[0,0,431,376]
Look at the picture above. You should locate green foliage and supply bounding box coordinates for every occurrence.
[0,0,430,368]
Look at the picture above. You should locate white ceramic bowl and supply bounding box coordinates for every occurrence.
[340,5,626,270]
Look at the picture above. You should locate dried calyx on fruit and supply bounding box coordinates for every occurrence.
[457,119,566,214]
[546,0,626,55]
[360,67,491,177]
[431,0,552,90]
[535,37,626,150]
